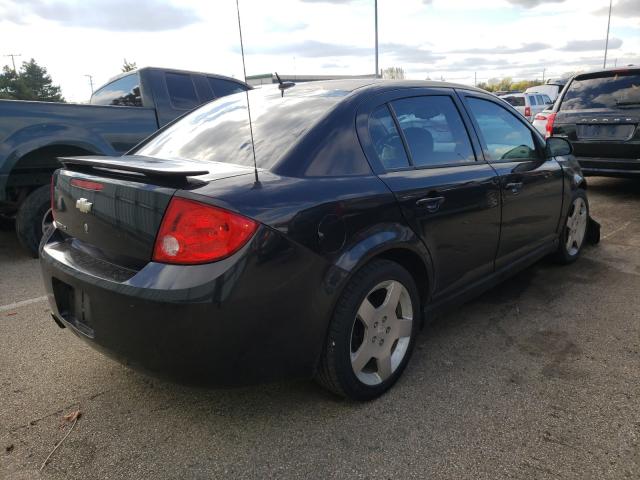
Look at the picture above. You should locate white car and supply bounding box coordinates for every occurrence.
[499,92,553,122]
[532,107,555,137]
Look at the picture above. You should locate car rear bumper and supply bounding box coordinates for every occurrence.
[39,226,339,385]
[575,156,640,177]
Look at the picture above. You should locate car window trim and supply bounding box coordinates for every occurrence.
[383,93,480,172]
[386,102,416,167]
[457,91,545,164]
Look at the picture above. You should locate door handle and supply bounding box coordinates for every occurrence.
[416,196,445,212]
[504,182,523,194]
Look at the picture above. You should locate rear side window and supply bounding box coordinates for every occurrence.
[165,72,199,110]
[209,78,247,98]
[530,96,538,106]
[90,73,142,106]
[391,96,475,167]
[561,71,640,110]
[466,97,538,162]
[368,105,410,170]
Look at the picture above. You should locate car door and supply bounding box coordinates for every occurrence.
[358,89,501,299]
[458,90,564,270]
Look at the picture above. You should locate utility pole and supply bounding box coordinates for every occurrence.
[603,0,612,68]
[474,72,477,87]
[84,74,94,94]
[542,68,546,83]
[374,0,379,78]
[4,53,21,72]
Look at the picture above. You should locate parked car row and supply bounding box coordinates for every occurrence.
[499,92,553,122]
[0,67,249,255]
[3,61,635,400]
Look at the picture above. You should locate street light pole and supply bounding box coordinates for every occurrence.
[603,0,612,68]
[84,74,94,94]
[374,0,379,78]
[3,53,21,73]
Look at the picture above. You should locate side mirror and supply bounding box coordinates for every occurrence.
[546,136,572,157]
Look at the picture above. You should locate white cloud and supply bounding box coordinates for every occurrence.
[0,0,637,101]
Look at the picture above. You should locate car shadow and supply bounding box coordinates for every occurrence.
[587,177,640,197]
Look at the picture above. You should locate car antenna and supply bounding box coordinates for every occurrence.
[274,72,295,97]
[235,0,259,185]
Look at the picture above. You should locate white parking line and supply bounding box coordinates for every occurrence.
[0,295,48,313]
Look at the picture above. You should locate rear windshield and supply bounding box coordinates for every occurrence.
[502,96,525,107]
[560,71,640,110]
[134,85,348,169]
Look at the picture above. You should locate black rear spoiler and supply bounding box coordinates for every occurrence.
[59,155,209,179]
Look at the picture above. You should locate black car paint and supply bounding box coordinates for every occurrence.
[40,80,587,384]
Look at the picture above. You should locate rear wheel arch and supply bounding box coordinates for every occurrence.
[374,247,431,313]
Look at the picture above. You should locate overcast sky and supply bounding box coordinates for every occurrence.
[0,0,638,102]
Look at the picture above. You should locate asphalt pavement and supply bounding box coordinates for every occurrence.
[1,177,639,480]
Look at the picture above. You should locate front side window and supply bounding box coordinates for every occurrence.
[391,96,475,167]
[90,73,142,106]
[165,72,199,110]
[368,105,410,170]
[466,97,538,162]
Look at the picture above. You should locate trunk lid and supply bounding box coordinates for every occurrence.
[53,155,254,267]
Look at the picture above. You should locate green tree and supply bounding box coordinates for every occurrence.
[121,59,137,72]
[0,59,64,102]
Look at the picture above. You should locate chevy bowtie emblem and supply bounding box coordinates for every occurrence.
[75,198,93,214]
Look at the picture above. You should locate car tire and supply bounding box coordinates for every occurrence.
[554,188,589,265]
[316,259,421,401]
[15,184,51,258]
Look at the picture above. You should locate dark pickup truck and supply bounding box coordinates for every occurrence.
[0,66,249,255]
[550,66,640,177]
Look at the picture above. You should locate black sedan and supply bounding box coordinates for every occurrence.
[41,80,594,400]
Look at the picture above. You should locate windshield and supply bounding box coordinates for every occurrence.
[134,85,349,169]
[560,71,640,110]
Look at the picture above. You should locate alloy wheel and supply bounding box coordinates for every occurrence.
[565,197,588,256]
[349,280,413,385]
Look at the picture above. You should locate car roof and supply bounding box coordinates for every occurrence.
[102,67,247,88]
[573,65,640,80]
[260,78,490,100]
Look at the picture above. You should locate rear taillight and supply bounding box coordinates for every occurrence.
[524,106,531,117]
[534,113,546,121]
[152,197,258,265]
[545,112,557,138]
